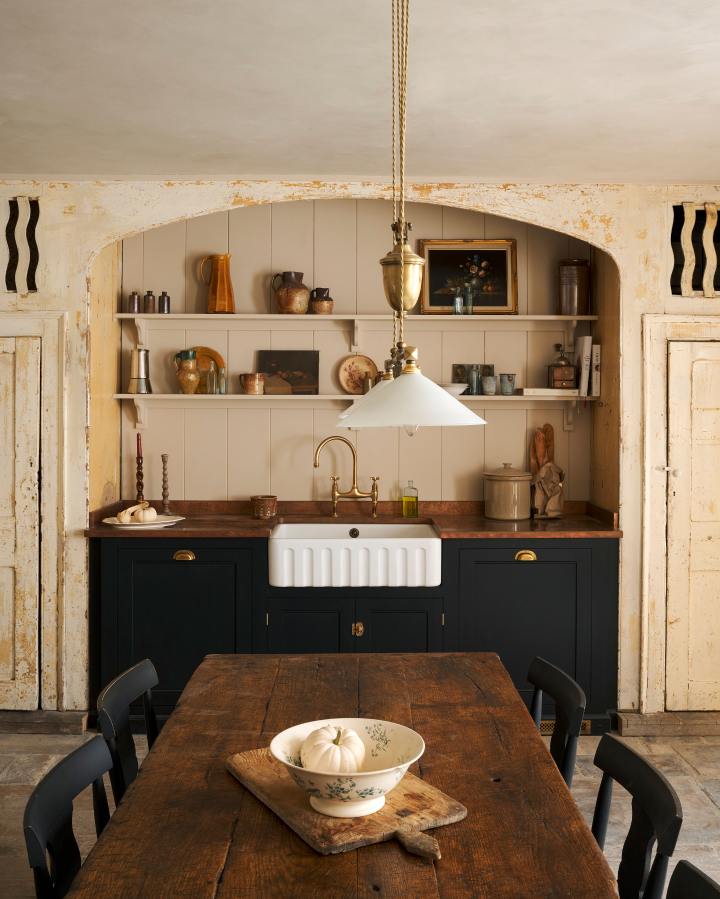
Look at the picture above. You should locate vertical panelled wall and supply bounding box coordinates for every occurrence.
[120,200,594,502]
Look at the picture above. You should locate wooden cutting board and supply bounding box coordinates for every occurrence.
[226,748,467,859]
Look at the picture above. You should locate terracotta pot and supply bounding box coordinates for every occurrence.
[310,287,334,315]
[199,254,235,314]
[174,350,200,395]
[272,271,310,314]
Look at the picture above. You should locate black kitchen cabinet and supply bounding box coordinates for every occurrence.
[446,538,618,729]
[90,535,618,730]
[257,593,443,653]
[93,539,255,716]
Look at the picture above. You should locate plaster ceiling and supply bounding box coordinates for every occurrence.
[1,1,719,182]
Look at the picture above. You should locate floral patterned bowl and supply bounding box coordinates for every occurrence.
[270,717,425,818]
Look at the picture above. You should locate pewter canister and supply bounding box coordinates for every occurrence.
[558,258,590,315]
[126,348,152,394]
[483,462,532,520]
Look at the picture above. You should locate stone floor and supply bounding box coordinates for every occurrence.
[1,733,719,897]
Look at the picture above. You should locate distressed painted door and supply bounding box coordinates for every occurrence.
[666,341,720,710]
[0,337,40,709]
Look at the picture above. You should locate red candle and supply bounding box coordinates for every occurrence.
[136,432,143,459]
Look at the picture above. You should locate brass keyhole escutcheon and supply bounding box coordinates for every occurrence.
[352,622,365,637]
[514,550,537,562]
[173,549,196,561]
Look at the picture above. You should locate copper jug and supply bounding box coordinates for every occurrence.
[199,254,235,314]
[272,271,310,314]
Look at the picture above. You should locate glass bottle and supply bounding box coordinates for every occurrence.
[453,288,464,315]
[402,480,419,518]
[217,366,227,395]
[206,360,218,395]
[463,283,474,315]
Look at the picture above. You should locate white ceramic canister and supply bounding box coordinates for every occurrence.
[483,462,532,520]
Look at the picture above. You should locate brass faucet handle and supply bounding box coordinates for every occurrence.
[371,477,380,518]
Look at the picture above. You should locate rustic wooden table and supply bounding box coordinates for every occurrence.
[68,653,617,898]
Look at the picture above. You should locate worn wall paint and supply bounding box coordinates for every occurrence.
[1,177,716,712]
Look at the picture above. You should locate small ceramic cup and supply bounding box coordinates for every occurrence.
[481,375,497,396]
[251,495,277,519]
[499,373,516,396]
[240,373,264,395]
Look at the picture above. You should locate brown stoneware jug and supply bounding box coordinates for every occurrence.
[199,254,235,314]
[272,271,310,314]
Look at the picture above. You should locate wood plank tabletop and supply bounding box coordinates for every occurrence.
[68,653,617,898]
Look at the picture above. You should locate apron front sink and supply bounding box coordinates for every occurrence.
[268,522,441,588]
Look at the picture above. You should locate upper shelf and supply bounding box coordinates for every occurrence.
[117,312,598,351]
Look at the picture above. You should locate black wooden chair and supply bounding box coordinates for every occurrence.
[527,656,586,787]
[97,658,159,805]
[23,735,112,899]
[668,860,720,898]
[592,734,683,899]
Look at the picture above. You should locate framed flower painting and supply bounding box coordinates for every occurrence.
[417,239,518,314]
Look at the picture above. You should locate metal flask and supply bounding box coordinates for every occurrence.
[126,348,152,394]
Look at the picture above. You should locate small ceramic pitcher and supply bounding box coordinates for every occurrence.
[174,349,200,394]
[272,271,310,314]
[310,287,334,315]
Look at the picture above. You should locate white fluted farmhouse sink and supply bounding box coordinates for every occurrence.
[268,522,441,588]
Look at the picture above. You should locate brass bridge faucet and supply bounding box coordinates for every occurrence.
[313,436,379,518]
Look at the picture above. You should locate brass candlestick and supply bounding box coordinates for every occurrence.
[161,453,170,515]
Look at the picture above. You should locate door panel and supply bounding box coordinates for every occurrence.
[458,545,591,708]
[354,596,444,652]
[0,337,40,709]
[667,341,720,709]
[117,546,252,711]
[265,597,354,653]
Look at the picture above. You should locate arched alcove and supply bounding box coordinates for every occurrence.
[89,197,619,516]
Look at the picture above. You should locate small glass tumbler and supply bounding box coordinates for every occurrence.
[499,373,516,396]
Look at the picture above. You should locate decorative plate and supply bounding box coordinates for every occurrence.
[338,355,378,395]
[102,515,185,530]
[189,346,226,373]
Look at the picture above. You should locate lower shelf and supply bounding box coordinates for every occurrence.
[115,393,597,430]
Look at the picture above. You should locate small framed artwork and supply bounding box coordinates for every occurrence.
[256,350,319,395]
[418,239,518,314]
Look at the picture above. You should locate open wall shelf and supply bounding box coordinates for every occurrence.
[114,392,597,430]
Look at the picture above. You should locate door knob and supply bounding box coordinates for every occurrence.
[352,622,365,637]
[514,550,537,562]
[173,549,196,561]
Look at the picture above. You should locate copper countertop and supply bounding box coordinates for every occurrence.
[86,503,621,539]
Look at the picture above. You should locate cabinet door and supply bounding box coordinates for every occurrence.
[264,596,354,653]
[116,545,253,712]
[354,596,444,652]
[458,545,591,709]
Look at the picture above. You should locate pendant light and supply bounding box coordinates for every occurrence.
[339,0,485,433]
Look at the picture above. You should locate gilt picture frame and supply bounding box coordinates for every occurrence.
[418,238,518,314]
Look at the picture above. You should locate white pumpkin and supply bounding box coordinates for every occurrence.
[300,725,366,773]
[132,505,158,523]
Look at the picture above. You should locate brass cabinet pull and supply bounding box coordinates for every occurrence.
[173,549,196,561]
[352,622,365,637]
[514,549,537,562]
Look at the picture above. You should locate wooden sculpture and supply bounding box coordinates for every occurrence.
[529,423,564,518]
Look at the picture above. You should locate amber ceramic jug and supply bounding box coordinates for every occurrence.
[272,271,310,314]
[199,254,235,314]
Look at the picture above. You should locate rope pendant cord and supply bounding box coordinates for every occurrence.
[392,0,410,355]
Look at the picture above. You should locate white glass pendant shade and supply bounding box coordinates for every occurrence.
[338,369,486,429]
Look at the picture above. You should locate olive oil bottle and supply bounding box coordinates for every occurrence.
[402,480,418,518]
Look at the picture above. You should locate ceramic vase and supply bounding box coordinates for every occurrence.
[272,271,310,314]
[174,350,200,395]
[199,254,235,314]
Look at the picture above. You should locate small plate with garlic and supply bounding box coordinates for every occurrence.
[103,502,185,529]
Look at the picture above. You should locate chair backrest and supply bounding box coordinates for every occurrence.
[97,658,159,805]
[668,860,720,899]
[592,734,683,899]
[23,735,112,899]
[527,656,586,786]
